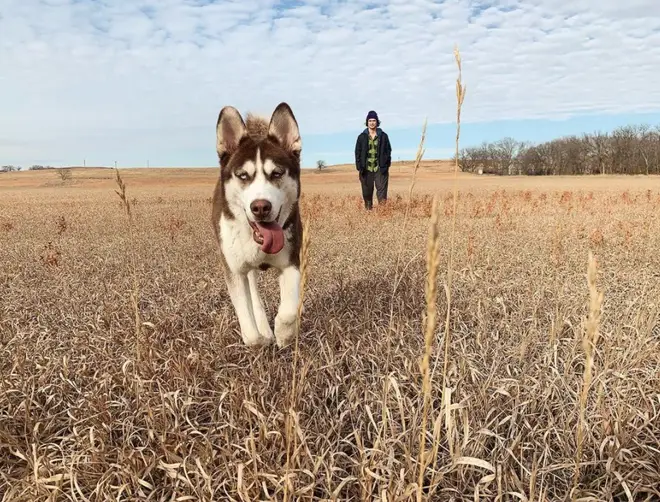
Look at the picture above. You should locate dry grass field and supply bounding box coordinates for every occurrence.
[1,161,660,501]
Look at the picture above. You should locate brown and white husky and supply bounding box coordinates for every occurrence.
[211,102,303,347]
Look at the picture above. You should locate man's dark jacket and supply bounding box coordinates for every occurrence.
[355,128,392,174]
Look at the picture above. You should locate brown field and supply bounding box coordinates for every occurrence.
[1,164,660,500]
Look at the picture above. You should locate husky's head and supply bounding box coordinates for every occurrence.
[215,102,301,254]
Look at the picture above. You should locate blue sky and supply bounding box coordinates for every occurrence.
[2,0,660,169]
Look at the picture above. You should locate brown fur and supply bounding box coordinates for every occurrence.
[211,112,270,237]
[211,103,303,271]
[245,113,269,141]
[284,203,302,268]
[211,122,301,229]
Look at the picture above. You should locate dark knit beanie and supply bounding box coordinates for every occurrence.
[366,110,379,122]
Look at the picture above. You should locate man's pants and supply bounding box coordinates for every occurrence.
[359,169,388,209]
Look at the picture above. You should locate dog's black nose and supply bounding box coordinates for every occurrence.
[250,199,272,219]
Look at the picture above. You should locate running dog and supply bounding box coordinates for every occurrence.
[211,102,303,347]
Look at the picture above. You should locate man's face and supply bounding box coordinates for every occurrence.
[367,118,377,129]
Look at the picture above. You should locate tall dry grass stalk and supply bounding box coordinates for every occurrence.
[283,217,311,502]
[439,45,466,389]
[416,194,442,500]
[403,120,428,208]
[114,168,142,363]
[417,44,466,499]
[572,251,604,497]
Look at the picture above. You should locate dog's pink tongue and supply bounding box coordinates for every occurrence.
[255,221,284,254]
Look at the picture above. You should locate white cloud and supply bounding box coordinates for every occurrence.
[1,0,660,166]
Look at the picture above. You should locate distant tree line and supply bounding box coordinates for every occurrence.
[0,164,57,173]
[455,124,660,175]
[1,165,22,172]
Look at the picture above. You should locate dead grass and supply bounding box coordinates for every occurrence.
[2,165,660,500]
[3,162,660,196]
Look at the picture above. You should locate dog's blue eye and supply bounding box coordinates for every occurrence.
[272,171,283,178]
[237,172,248,180]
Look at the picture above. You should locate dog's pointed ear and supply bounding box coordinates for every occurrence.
[216,106,247,159]
[268,102,301,156]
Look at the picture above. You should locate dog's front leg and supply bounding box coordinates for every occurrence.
[247,269,274,343]
[225,271,264,346]
[274,265,301,347]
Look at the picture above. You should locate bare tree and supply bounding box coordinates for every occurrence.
[456,146,483,173]
[456,122,660,176]
[583,131,610,174]
[492,137,521,175]
[58,168,72,181]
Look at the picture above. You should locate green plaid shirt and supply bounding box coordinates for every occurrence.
[367,133,379,172]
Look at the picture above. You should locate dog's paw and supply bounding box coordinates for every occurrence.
[256,317,274,343]
[240,328,269,347]
[274,314,298,348]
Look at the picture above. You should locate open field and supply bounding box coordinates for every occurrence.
[1,166,660,500]
[2,160,659,194]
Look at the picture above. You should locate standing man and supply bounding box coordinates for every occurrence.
[354,110,392,210]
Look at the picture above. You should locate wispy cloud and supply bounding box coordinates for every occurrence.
[1,0,659,167]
